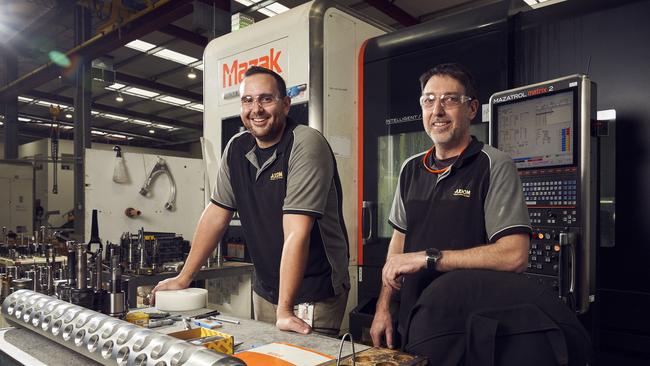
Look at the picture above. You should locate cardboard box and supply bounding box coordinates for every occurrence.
[168,328,234,354]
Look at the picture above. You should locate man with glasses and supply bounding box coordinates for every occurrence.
[370,63,531,348]
[153,66,350,335]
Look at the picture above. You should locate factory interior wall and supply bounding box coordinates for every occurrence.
[13,139,202,229]
[512,0,650,358]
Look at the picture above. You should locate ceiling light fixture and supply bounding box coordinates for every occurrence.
[187,68,197,79]
[149,129,155,134]
[115,93,124,102]
[65,113,73,119]
[523,0,568,9]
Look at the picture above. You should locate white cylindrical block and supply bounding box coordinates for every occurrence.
[155,288,208,311]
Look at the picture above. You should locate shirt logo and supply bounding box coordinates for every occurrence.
[270,171,284,181]
[453,188,471,198]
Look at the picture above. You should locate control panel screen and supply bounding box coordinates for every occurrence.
[496,90,574,169]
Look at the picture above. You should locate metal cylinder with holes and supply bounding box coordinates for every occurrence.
[2,290,245,366]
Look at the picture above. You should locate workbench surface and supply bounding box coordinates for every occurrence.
[0,307,367,366]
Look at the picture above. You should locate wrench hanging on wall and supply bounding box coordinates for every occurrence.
[139,157,177,211]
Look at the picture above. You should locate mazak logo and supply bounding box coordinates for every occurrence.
[222,48,283,88]
[270,171,284,181]
[453,188,471,198]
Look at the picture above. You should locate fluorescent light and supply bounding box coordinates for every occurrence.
[102,113,129,121]
[154,123,174,130]
[131,119,152,126]
[524,0,567,9]
[125,39,157,52]
[258,8,277,17]
[597,109,616,121]
[18,117,32,122]
[265,2,289,14]
[157,95,191,106]
[195,63,204,71]
[122,87,159,99]
[62,125,73,130]
[154,49,198,65]
[106,83,125,90]
[109,134,127,139]
[18,96,33,102]
[187,103,204,112]
[91,130,107,135]
[91,111,100,115]
[35,100,53,107]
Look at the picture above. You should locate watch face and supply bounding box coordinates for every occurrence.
[426,248,441,269]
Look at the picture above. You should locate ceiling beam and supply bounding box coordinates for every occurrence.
[159,25,209,47]
[0,0,196,101]
[25,90,202,131]
[364,0,419,27]
[115,72,202,102]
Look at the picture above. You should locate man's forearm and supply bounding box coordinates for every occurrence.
[178,204,232,283]
[277,214,313,313]
[436,233,529,273]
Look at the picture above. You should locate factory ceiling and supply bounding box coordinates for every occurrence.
[0,0,508,151]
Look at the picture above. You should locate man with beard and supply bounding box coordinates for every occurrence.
[153,66,350,335]
[370,63,531,348]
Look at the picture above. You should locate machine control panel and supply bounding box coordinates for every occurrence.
[490,75,597,313]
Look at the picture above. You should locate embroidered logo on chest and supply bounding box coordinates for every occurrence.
[270,171,284,181]
[453,188,471,198]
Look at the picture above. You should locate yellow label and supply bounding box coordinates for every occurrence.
[453,188,471,198]
[270,171,284,181]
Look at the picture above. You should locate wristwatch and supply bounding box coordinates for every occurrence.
[425,248,442,269]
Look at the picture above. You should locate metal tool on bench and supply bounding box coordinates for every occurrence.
[2,290,245,366]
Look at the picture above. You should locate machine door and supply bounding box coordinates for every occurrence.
[359,30,508,303]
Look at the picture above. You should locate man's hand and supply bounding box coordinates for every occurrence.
[370,307,394,348]
[151,275,191,306]
[276,309,312,334]
[382,251,427,291]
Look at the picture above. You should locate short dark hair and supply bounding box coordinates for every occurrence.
[419,63,478,100]
[243,66,287,97]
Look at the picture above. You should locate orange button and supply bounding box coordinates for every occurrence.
[538,233,544,239]
[554,245,561,252]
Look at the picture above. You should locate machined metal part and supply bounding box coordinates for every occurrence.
[67,241,77,287]
[3,290,245,366]
[75,243,87,290]
[139,157,177,211]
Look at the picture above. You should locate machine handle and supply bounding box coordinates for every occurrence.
[558,232,577,306]
[362,201,376,245]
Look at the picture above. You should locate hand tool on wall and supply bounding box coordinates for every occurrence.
[139,157,177,211]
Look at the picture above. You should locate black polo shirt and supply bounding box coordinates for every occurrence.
[211,120,350,304]
[389,136,531,336]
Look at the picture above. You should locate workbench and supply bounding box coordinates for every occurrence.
[0,306,367,366]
